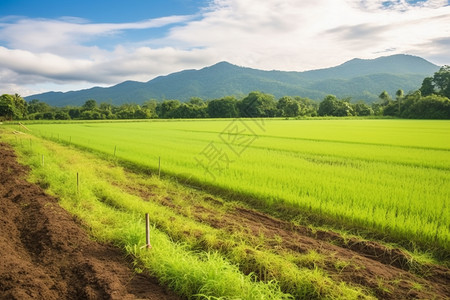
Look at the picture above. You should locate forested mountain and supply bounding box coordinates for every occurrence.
[26,54,439,106]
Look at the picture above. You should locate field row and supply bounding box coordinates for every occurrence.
[13,119,450,254]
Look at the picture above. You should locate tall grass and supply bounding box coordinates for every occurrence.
[1,131,292,300]
[1,129,378,299]
[14,119,450,255]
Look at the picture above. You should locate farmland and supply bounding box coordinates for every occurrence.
[20,119,450,252]
[1,118,450,299]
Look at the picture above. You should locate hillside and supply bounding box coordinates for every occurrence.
[26,54,439,106]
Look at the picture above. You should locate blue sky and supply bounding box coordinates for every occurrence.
[0,0,449,96]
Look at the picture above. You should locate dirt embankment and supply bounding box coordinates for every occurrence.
[0,142,179,300]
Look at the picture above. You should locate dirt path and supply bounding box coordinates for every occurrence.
[0,142,180,300]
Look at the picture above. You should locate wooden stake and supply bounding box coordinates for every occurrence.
[19,122,31,131]
[145,213,152,249]
[158,157,161,178]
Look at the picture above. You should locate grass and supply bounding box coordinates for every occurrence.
[0,128,377,299]
[11,118,449,258]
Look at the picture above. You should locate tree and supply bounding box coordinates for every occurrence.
[379,91,392,105]
[142,100,158,118]
[68,108,81,119]
[277,96,300,117]
[188,97,205,107]
[13,94,27,118]
[238,91,277,118]
[318,95,354,116]
[433,65,450,98]
[396,89,404,114]
[318,95,338,116]
[295,97,318,116]
[0,94,15,120]
[159,100,181,118]
[55,111,71,120]
[82,99,97,111]
[420,66,450,98]
[334,101,354,116]
[353,102,373,116]
[398,91,450,119]
[27,99,50,114]
[0,94,27,120]
[419,77,434,96]
[208,97,239,118]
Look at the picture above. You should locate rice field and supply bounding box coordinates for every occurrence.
[18,119,450,254]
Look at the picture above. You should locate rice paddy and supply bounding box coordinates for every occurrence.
[15,119,450,254]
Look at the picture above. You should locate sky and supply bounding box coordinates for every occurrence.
[0,0,449,96]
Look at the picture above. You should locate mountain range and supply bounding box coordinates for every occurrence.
[26,54,439,106]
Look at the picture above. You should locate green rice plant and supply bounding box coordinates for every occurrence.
[1,128,376,299]
[1,130,292,300]
[6,119,450,256]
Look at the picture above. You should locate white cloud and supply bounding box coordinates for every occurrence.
[0,0,449,96]
[165,0,450,70]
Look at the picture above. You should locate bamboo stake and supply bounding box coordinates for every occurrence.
[145,213,152,249]
[158,157,161,178]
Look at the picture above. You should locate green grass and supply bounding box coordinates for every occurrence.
[1,131,293,299]
[5,119,450,257]
[0,128,378,299]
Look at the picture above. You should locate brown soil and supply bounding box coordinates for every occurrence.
[0,142,180,300]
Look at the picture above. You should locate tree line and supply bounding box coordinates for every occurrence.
[1,66,449,121]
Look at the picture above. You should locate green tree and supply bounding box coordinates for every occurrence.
[277,96,300,117]
[207,97,239,118]
[353,102,373,116]
[0,94,27,120]
[142,100,158,118]
[318,95,354,116]
[159,100,181,118]
[318,95,338,116]
[0,94,15,120]
[238,91,277,118]
[82,99,97,111]
[419,77,434,96]
[399,91,450,119]
[420,66,450,98]
[294,97,318,116]
[68,108,81,119]
[27,99,51,114]
[379,91,392,105]
[188,97,205,107]
[433,65,450,98]
[55,111,71,120]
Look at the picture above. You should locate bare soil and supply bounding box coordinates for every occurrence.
[0,142,180,300]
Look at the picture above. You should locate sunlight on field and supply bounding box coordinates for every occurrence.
[22,119,450,252]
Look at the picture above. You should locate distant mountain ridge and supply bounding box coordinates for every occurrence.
[26,54,439,106]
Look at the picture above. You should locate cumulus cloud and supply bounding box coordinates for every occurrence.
[0,0,449,96]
